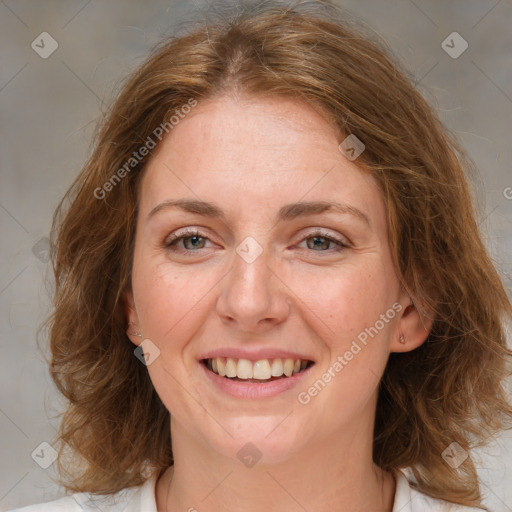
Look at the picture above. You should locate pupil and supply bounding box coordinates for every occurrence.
[308,236,328,251]
[185,236,204,249]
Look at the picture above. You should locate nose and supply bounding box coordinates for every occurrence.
[216,243,291,333]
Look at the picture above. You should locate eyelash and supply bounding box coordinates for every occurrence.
[164,228,350,255]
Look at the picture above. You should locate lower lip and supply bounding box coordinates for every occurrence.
[201,362,314,399]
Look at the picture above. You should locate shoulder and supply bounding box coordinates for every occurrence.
[8,495,82,512]
[393,470,483,512]
[7,474,159,512]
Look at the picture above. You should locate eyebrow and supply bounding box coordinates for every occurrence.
[147,199,370,226]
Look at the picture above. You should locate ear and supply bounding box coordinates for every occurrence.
[123,289,142,347]
[391,292,434,353]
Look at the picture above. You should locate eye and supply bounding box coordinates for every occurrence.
[163,228,350,255]
[164,229,213,253]
[297,229,349,253]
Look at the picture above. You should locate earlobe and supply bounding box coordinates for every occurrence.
[122,289,142,346]
[392,297,434,353]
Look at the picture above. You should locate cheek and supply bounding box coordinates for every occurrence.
[293,266,397,421]
[132,263,218,410]
[289,260,396,349]
[328,268,397,386]
[337,271,392,338]
[133,256,220,350]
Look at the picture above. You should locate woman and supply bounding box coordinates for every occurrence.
[11,1,511,511]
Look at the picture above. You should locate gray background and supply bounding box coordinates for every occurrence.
[1,0,511,510]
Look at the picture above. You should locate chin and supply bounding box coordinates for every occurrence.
[203,415,310,466]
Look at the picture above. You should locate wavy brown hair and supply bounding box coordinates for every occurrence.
[43,0,511,508]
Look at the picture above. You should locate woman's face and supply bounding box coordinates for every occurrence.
[125,94,423,464]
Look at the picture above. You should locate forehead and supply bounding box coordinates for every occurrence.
[138,95,385,227]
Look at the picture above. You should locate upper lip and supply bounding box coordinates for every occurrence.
[199,347,315,363]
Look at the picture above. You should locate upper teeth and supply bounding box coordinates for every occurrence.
[207,357,309,379]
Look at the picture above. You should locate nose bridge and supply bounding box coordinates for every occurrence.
[216,237,289,329]
[232,243,271,296]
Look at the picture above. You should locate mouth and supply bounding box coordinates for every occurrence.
[201,357,315,383]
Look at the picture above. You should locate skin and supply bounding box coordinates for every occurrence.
[124,94,432,512]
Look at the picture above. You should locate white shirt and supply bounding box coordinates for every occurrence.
[8,470,482,511]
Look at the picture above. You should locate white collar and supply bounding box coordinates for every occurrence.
[117,467,477,512]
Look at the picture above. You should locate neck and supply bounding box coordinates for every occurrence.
[156,421,395,512]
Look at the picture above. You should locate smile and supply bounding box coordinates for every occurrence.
[202,357,314,382]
